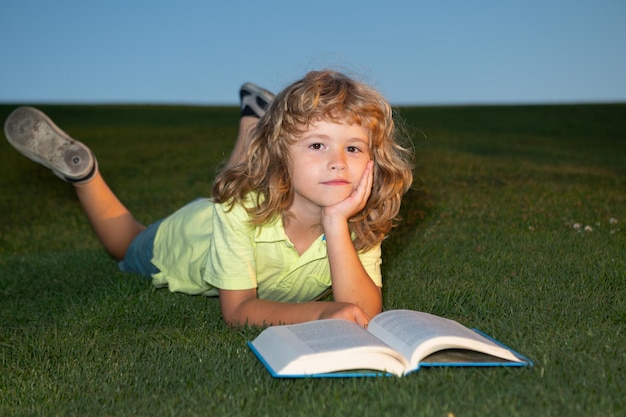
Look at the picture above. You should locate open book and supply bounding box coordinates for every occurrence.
[248,310,532,377]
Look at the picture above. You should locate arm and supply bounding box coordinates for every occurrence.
[219,288,371,327]
[323,220,382,318]
[322,160,383,318]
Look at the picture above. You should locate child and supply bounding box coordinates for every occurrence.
[3,70,413,328]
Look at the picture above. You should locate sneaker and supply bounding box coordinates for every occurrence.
[239,82,274,119]
[4,106,97,183]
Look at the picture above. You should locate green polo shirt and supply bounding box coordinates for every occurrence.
[150,195,382,302]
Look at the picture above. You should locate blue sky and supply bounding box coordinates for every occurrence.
[1,0,624,105]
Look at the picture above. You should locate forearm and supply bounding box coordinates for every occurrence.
[323,219,382,318]
[219,290,370,327]
[224,298,326,326]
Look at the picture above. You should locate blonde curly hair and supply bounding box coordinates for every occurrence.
[212,70,413,251]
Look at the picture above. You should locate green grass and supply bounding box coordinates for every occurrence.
[0,103,624,417]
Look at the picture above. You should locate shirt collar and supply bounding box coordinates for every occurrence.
[254,215,328,261]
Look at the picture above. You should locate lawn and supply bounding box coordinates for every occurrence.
[0,103,624,416]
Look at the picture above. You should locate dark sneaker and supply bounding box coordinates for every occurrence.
[4,106,97,183]
[239,82,274,119]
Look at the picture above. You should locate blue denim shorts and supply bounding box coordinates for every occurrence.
[118,219,164,278]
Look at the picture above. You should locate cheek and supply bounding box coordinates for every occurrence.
[356,158,371,174]
[290,165,310,187]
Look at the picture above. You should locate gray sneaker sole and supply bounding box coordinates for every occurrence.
[4,106,94,181]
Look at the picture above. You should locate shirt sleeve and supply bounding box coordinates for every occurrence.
[202,202,259,291]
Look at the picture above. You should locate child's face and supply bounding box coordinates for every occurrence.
[288,119,372,212]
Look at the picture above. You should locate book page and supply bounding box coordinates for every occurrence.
[250,319,408,376]
[367,310,522,368]
[287,319,388,352]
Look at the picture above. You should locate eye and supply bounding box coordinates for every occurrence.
[346,146,361,153]
[309,143,324,150]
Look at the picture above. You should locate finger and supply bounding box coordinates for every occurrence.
[365,161,374,200]
[355,161,373,199]
[356,161,374,207]
[354,309,371,329]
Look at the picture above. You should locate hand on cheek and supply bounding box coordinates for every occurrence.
[323,160,374,222]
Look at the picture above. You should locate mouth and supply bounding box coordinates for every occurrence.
[322,179,351,186]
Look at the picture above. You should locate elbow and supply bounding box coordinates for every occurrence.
[366,288,383,318]
[218,288,259,327]
[221,315,241,327]
[220,307,250,327]
[368,302,383,319]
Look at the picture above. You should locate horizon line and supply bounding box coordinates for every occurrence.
[1,99,625,108]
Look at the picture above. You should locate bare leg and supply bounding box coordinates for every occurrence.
[228,116,259,165]
[230,82,274,165]
[74,171,145,261]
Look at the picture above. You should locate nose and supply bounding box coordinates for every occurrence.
[328,151,347,171]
